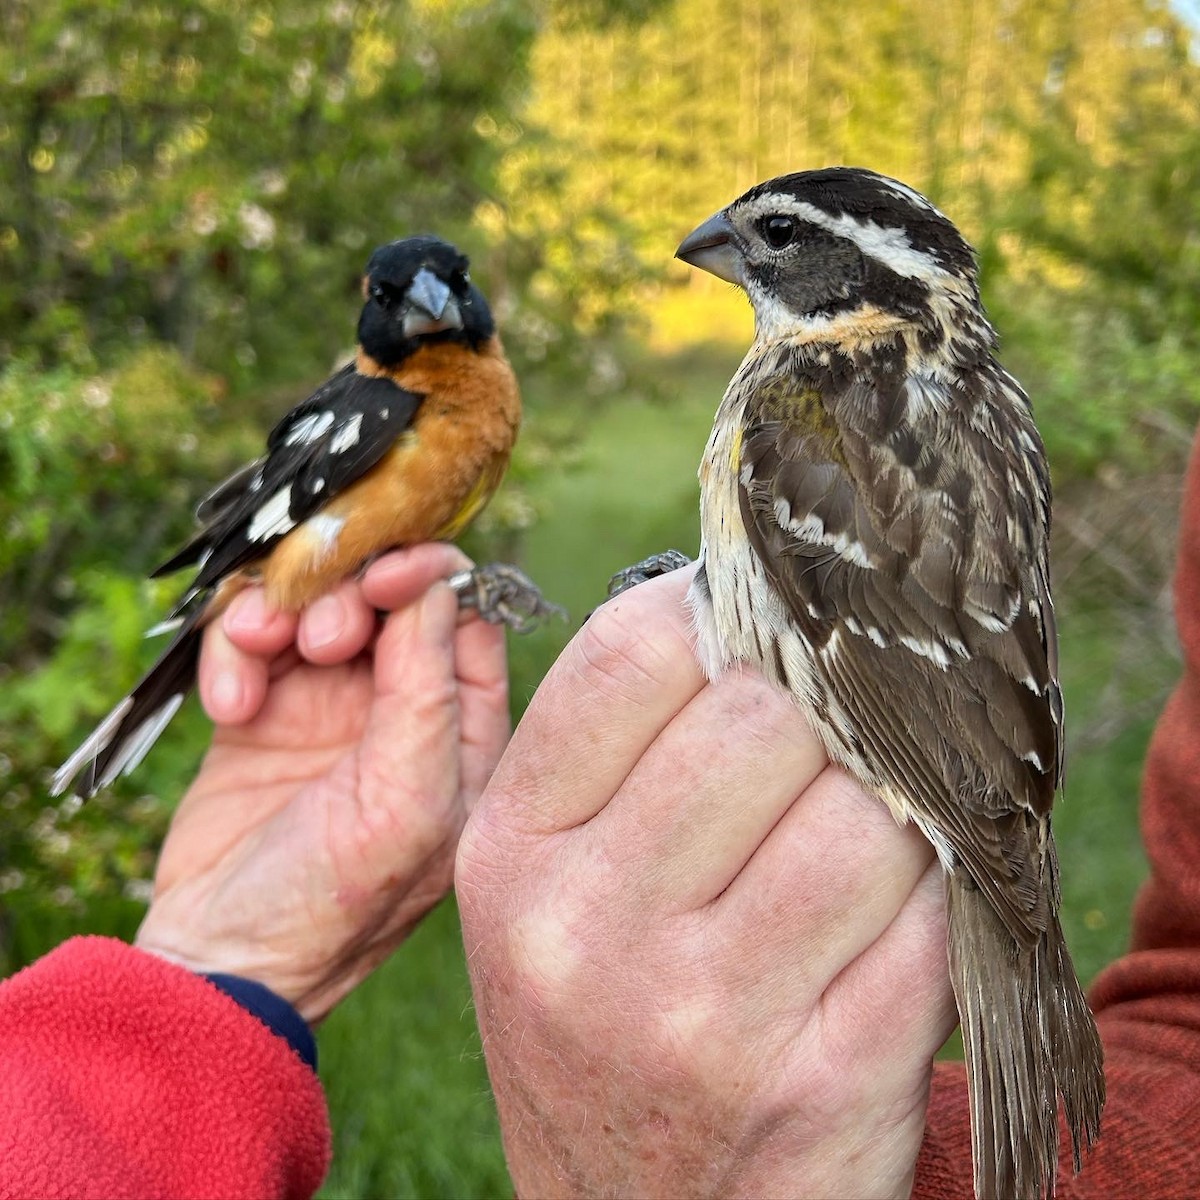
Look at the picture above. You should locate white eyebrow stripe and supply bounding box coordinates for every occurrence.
[740,195,948,281]
[878,178,943,213]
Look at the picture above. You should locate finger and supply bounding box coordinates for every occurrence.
[297,579,378,665]
[714,768,935,1006]
[361,543,474,612]
[355,582,465,846]
[821,859,955,1070]
[586,667,827,909]
[454,613,511,810]
[198,619,270,725]
[222,586,298,657]
[479,566,706,836]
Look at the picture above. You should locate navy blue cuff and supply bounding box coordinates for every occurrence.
[202,973,317,1071]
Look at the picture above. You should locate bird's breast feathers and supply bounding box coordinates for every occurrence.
[691,380,837,729]
[261,340,519,609]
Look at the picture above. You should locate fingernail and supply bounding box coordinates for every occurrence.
[227,588,269,633]
[306,593,345,649]
[211,670,243,714]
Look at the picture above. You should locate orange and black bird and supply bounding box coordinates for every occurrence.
[54,234,553,800]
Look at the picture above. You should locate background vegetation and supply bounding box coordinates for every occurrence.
[1,0,1195,1194]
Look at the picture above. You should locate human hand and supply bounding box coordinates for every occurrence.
[457,565,956,1199]
[135,544,510,1024]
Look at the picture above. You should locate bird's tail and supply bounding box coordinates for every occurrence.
[946,866,1105,1200]
[51,608,205,800]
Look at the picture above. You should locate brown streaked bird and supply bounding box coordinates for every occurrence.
[54,234,554,800]
[670,168,1104,1200]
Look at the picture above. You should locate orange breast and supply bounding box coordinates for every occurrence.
[259,337,520,610]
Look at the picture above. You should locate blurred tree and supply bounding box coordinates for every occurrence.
[519,0,1198,259]
[0,0,539,384]
[516,0,1200,472]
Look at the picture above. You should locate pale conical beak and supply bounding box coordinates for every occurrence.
[403,267,463,336]
[675,212,744,286]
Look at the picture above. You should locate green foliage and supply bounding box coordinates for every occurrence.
[317,900,510,1200]
[0,562,213,966]
[0,350,249,935]
[988,289,1200,478]
[0,0,540,382]
[0,351,255,667]
[519,0,1200,474]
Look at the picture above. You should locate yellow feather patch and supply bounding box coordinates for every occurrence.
[756,383,847,466]
[433,458,506,540]
[728,425,743,472]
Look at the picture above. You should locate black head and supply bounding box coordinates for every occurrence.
[357,235,496,366]
[676,168,982,343]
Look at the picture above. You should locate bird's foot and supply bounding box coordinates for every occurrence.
[448,562,567,634]
[606,549,693,600]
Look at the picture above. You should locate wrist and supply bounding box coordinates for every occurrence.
[200,972,318,1070]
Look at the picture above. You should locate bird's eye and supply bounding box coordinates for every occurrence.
[369,283,393,310]
[762,215,798,250]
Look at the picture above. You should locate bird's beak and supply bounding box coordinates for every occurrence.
[403,267,464,336]
[675,212,743,286]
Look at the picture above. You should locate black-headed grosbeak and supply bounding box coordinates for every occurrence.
[55,235,554,800]
[667,168,1104,1200]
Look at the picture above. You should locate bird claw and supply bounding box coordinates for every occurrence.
[448,562,566,633]
[606,549,693,599]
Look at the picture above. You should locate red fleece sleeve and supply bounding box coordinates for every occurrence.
[0,935,331,1200]
[914,439,1200,1199]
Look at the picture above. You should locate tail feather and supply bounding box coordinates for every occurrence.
[947,869,1105,1200]
[52,611,204,800]
[1041,907,1106,1168]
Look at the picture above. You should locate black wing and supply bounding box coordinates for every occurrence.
[737,358,1060,946]
[153,362,422,595]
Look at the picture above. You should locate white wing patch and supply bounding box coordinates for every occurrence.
[963,600,1013,634]
[775,503,875,569]
[330,413,363,454]
[303,512,346,563]
[247,485,296,542]
[284,411,334,446]
[898,633,952,669]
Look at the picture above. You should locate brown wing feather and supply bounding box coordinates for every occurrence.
[737,356,1060,946]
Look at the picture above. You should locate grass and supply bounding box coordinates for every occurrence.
[316,348,1171,1196]
[317,900,509,1199]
